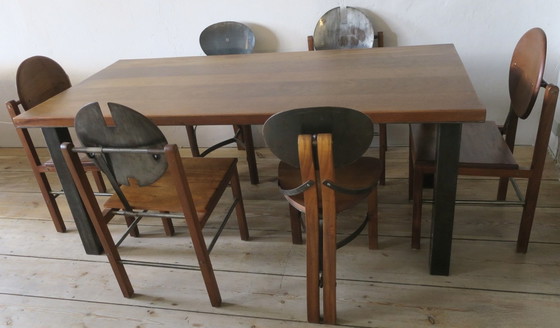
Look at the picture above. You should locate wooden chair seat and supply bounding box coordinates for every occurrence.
[278,157,382,213]
[105,157,236,217]
[410,122,519,172]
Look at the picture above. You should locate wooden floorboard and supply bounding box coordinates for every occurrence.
[1,146,560,327]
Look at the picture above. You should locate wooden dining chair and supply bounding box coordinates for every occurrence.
[307,6,387,185]
[6,55,106,233]
[185,21,260,184]
[264,106,381,323]
[60,102,249,306]
[408,28,556,253]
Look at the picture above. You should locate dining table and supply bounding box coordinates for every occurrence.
[13,44,485,324]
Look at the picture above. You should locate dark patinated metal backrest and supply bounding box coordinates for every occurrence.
[200,21,255,55]
[313,6,374,50]
[509,27,546,119]
[75,102,168,186]
[263,107,374,168]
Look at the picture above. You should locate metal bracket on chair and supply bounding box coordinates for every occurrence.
[112,209,185,247]
[115,215,144,247]
[280,180,315,196]
[322,180,375,195]
[207,198,239,253]
[120,259,200,271]
[336,213,370,249]
[199,128,243,157]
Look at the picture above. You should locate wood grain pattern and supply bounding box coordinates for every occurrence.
[13,45,485,128]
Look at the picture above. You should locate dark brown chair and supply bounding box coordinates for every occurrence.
[185,21,260,184]
[61,102,249,306]
[6,56,106,233]
[307,6,387,185]
[409,28,556,253]
[264,106,381,323]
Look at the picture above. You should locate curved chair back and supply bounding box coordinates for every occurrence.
[16,56,71,110]
[313,6,374,50]
[200,21,255,55]
[509,27,546,119]
[263,107,374,168]
[75,102,168,186]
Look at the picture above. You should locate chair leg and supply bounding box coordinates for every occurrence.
[100,227,135,298]
[367,188,379,250]
[230,166,250,241]
[36,171,66,232]
[185,125,201,157]
[497,177,509,201]
[233,125,245,150]
[184,215,222,307]
[161,214,175,236]
[288,204,303,244]
[408,130,413,200]
[516,177,542,253]
[411,168,424,249]
[95,215,134,297]
[90,171,107,193]
[379,123,387,185]
[61,143,134,297]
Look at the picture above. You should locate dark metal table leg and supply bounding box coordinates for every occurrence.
[43,127,103,255]
[429,123,461,276]
[240,125,259,185]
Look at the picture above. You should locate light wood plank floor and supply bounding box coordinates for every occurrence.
[1,146,559,327]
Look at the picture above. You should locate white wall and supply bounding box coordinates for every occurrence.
[2,0,560,148]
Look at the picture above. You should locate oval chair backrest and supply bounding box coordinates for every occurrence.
[200,21,255,55]
[313,6,374,50]
[16,56,71,110]
[263,107,374,168]
[75,102,168,186]
[509,27,546,119]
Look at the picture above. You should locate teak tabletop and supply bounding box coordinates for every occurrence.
[14,44,484,128]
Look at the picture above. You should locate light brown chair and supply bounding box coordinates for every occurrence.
[409,28,556,253]
[307,6,387,185]
[185,21,259,184]
[264,106,381,323]
[61,102,249,306]
[6,55,106,233]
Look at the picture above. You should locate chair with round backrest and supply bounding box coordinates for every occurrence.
[408,28,556,253]
[185,21,260,184]
[61,102,249,306]
[263,106,382,323]
[5,55,107,233]
[307,6,388,185]
[200,21,255,55]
